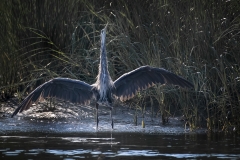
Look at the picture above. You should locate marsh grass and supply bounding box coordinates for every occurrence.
[1,0,240,133]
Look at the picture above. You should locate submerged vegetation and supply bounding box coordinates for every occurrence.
[0,0,240,133]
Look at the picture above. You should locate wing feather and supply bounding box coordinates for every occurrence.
[12,78,94,117]
[113,65,193,101]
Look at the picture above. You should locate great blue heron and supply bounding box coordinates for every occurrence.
[11,24,193,129]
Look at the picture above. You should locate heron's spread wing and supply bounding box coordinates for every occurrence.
[113,66,193,101]
[12,78,94,117]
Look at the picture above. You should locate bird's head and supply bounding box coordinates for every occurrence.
[100,23,108,48]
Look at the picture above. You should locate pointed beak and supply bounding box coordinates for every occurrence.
[104,23,108,31]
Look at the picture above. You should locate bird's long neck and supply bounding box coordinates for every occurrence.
[99,43,108,78]
[97,43,113,86]
[95,29,113,102]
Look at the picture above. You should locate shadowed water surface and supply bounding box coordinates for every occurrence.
[1,131,240,159]
[1,104,240,159]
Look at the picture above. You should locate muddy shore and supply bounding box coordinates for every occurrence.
[0,99,206,134]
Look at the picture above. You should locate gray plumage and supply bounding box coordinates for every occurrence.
[12,24,193,129]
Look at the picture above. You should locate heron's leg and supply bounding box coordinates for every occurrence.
[96,103,99,130]
[110,107,114,129]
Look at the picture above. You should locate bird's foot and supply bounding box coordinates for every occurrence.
[111,121,114,129]
[96,118,99,130]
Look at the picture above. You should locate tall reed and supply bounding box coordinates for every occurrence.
[0,0,239,133]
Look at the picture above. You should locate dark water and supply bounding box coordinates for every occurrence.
[0,132,240,160]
